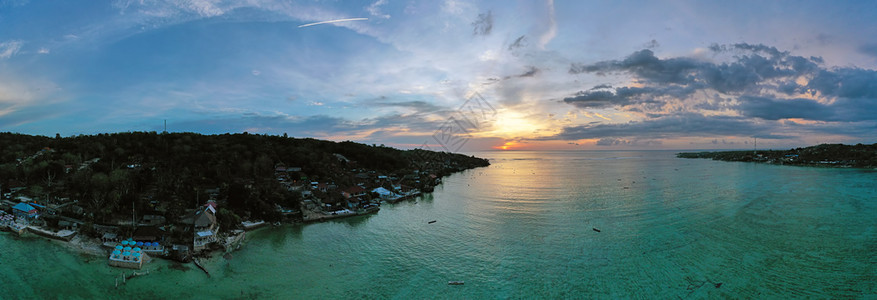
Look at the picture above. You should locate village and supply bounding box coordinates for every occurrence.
[0,132,488,271]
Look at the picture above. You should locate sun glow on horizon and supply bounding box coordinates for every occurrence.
[494,141,521,150]
[487,110,547,139]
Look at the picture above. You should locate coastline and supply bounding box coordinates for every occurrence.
[3,177,460,268]
[676,143,877,169]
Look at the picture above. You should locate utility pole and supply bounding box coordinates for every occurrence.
[754,137,757,155]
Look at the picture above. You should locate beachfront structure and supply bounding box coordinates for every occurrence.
[371,187,401,201]
[341,186,367,199]
[12,202,38,220]
[133,226,164,242]
[108,239,147,269]
[181,205,219,252]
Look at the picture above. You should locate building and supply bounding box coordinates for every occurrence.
[108,239,146,269]
[133,226,164,242]
[341,186,367,199]
[12,202,38,220]
[181,206,219,252]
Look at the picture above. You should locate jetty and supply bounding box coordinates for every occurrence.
[115,270,150,287]
[301,206,380,223]
[192,257,210,277]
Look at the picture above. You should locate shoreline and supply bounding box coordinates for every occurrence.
[676,144,877,170]
[679,156,877,170]
[2,160,489,270]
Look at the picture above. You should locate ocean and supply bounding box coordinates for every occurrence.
[1,150,875,298]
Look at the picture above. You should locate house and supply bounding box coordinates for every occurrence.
[12,202,38,220]
[139,214,166,226]
[133,226,164,242]
[181,205,219,252]
[102,232,120,244]
[58,220,76,230]
[342,186,367,199]
[108,239,145,269]
[0,200,16,211]
[372,187,400,201]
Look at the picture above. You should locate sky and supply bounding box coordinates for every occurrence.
[1,0,876,151]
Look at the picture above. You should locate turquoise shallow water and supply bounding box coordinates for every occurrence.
[1,150,876,298]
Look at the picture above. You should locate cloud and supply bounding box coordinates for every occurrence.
[366,0,391,19]
[508,35,526,51]
[595,138,662,146]
[562,85,695,108]
[549,113,790,141]
[471,11,493,36]
[298,18,369,28]
[538,0,556,48]
[643,39,660,49]
[570,49,704,85]
[560,43,877,140]
[501,66,540,80]
[739,95,877,122]
[371,100,447,114]
[0,40,23,59]
[596,138,633,146]
[517,66,539,78]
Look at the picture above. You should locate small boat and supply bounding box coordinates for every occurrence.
[448,281,464,285]
[428,220,437,224]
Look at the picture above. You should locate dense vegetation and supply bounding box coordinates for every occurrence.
[677,143,877,168]
[0,132,489,237]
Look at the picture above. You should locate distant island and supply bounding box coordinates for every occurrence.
[677,143,877,168]
[0,132,489,267]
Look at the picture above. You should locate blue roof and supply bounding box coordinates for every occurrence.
[12,203,35,212]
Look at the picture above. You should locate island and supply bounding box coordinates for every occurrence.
[677,143,877,168]
[0,132,489,269]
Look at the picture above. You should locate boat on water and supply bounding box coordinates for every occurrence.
[448,281,464,285]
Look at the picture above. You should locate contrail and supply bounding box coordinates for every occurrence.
[298,18,368,28]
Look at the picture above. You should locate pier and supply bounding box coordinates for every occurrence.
[193,257,210,277]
